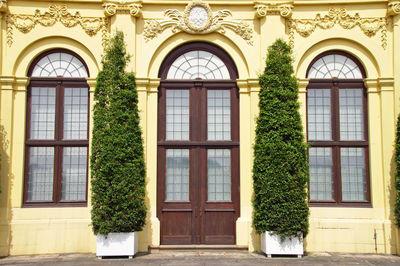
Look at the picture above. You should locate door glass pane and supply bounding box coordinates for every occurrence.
[27,147,54,200]
[62,147,87,201]
[64,88,88,139]
[307,89,331,140]
[208,149,231,201]
[30,87,56,139]
[208,90,231,140]
[166,149,189,201]
[166,90,189,140]
[339,88,364,140]
[341,148,367,201]
[309,147,333,200]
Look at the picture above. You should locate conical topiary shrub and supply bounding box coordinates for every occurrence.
[395,113,400,226]
[252,39,309,239]
[90,31,146,236]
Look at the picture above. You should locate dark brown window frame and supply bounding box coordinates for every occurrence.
[157,42,240,244]
[306,51,370,207]
[23,49,90,207]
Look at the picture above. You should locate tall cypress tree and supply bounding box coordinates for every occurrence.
[90,31,146,235]
[395,114,400,226]
[252,39,309,238]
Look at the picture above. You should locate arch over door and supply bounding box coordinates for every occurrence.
[157,42,240,244]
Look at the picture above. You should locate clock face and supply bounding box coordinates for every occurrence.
[189,6,209,28]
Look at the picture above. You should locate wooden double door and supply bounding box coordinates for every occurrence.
[157,80,240,245]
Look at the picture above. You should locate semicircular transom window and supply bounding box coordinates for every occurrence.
[31,52,88,78]
[167,50,230,80]
[307,54,362,79]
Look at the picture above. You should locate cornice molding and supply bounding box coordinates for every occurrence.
[237,78,260,93]
[288,8,388,49]
[143,0,254,45]
[6,4,110,47]
[103,1,142,17]
[254,1,293,18]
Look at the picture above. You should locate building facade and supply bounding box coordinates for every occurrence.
[1,0,400,256]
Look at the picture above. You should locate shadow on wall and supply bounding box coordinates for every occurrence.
[0,124,12,257]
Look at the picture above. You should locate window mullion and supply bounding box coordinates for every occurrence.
[55,82,64,203]
[332,83,341,203]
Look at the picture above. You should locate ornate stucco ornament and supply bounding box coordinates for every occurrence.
[0,0,7,13]
[288,8,388,49]
[388,1,400,16]
[103,0,142,17]
[6,5,110,47]
[254,2,293,18]
[144,0,253,45]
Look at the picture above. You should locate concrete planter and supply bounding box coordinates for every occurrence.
[261,231,303,258]
[96,232,138,258]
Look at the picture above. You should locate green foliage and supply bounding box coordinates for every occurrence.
[90,31,146,235]
[252,39,309,238]
[395,113,400,226]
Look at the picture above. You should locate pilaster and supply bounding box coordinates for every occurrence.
[236,79,259,250]
[135,77,160,250]
[297,79,309,137]
[103,1,142,72]
[254,2,293,65]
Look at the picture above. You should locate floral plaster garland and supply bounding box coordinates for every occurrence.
[288,8,388,49]
[6,5,110,47]
[144,0,253,45]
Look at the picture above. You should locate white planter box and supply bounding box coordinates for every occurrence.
[261,231,303,258]
[96,232,138,258]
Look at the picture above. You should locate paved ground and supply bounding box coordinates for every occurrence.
[1,251,400,265]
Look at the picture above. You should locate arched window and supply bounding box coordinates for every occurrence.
[24,49,89,206]
[157,42,240,244]
[306,51,370,206]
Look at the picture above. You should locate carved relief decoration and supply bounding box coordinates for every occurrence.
[388,1,400,15]
[144,0,253,45]
[6,5,110,47]
[103,1,142,17]
[288,8,388,49]
[254,3,293,18]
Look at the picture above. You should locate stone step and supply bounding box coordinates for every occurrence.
[149,245,249,255]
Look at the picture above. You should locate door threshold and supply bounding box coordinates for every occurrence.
[149,245,248,250]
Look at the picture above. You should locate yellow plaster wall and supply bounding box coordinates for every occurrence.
[0,0,399,256]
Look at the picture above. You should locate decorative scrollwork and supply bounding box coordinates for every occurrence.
[288,8,388,49]
[103,1,142,17]
[6,5,110,47]
[389,1,400,15]
[144,0,253,45]
[254,3,293,18]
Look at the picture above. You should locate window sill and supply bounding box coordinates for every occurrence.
[22,202,88,208]
[309,201,372,208]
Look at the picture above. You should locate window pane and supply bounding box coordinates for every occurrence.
[31,52,88,78]
[166,90,189,140]
[309,147,333,200]
[208,149,231,201]
[166,149,189,201]
[307,54,362,79]
[63,88,88,139]
[208,90,231,140]
[30,87,56,139]
[62,147,87,201]
[341,148,367,201]
[167,50,230,80]
[307,89,331,140]
[339,89,364,140]
[27,147,54,201]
